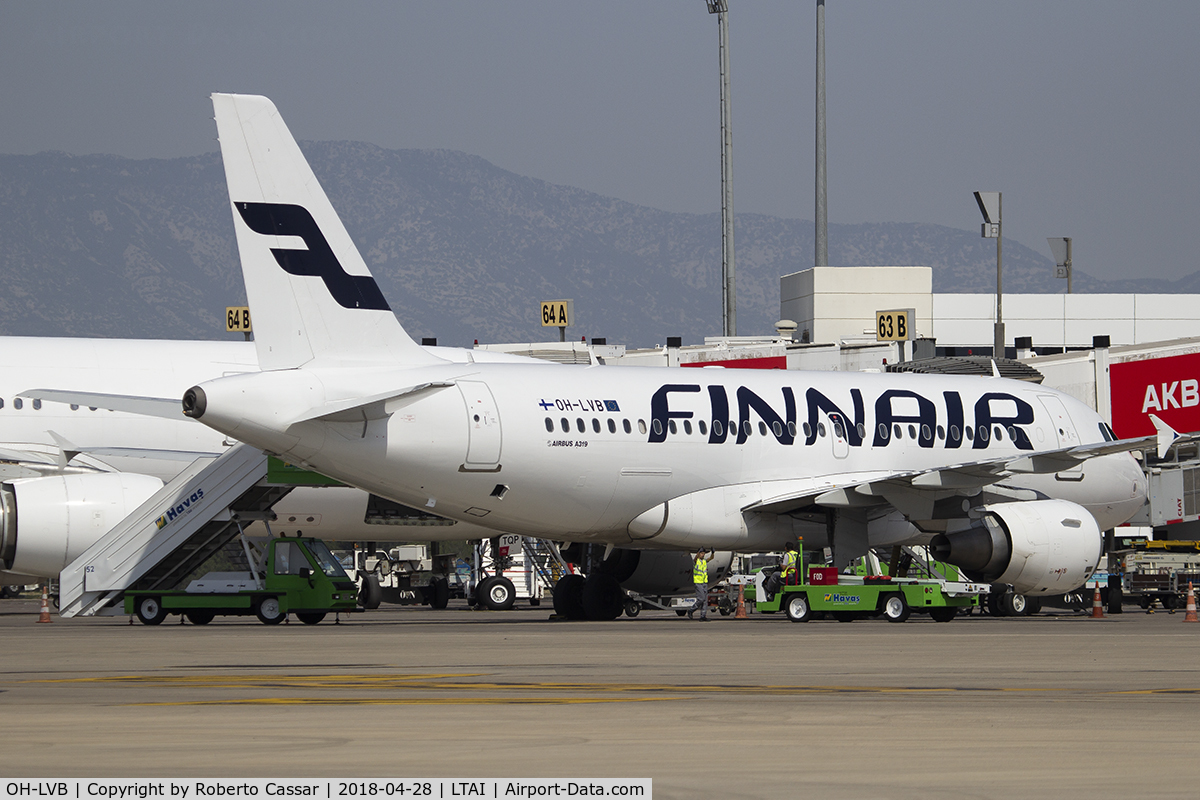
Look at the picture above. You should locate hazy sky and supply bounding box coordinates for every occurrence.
[3,2,1198,282]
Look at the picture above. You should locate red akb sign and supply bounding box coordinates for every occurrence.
[1110,351,1200,437]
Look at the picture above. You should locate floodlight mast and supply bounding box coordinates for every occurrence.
[708,0,736,336]
[815,0,827,269]
[974,191,1004,358]
[1048,237,1073,293]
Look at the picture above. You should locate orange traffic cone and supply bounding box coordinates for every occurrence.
[1185,583,1198,623]
[735,583,747,619]
[1090,584,1104,619]
[36,585,52,624]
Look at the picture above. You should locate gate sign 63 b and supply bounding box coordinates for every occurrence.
[876,308,914,342]
[540,300,574,327]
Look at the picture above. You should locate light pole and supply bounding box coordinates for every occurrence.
[1047,237,1072,294]
[707,0,736,336]
[974,191,1003,358]
[815,0,827,269]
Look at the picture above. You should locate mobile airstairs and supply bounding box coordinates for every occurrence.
[58,443,291,618]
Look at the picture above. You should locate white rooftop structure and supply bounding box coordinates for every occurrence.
[780,266,1200,352]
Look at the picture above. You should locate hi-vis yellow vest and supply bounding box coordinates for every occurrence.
[693,557,708,584]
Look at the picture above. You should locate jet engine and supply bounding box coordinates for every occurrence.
[929,499,1102,596]
[0,473,164,578]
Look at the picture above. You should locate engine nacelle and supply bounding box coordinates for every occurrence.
[618,550,733,596]
[929,499,1102,596]
[0,473,165,578]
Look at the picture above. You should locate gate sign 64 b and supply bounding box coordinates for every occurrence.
[540,300,574,328]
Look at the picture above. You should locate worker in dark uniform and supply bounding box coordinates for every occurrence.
[689,548,715,620]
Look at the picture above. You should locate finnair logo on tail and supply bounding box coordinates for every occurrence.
[236,202,390,311]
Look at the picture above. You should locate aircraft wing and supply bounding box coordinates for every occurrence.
[20,389,184,420]
[750,419,1189,518]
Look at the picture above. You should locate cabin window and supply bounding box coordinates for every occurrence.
[544,417,554,432]
[32,399,41,410]
[560,418,569,433]
[71,404,79,411]
[683,420,693,435]
[638,420,647,435]
[994,426,1004,441]
[950,425,960,441]
[758,421,768,436]
[743,421,752,437]
[908,424,917,440]
[965,426,974,441]
[856,423,866,439]
[804,422,813,438]
[817,423,826,438]
[699,420,708,436]
[13,399,22,410]
[772,421,783,437]
[576,418,585,433]
[893,424,902,440]
[623,419,632,434]
[592,418,601,433]
[668,420,677,435]
[712,420,724,437]
[787,421,797,438]
[937,425,945,440]
[608,419,617,434]
[878,423,888,440]
[978,425,989,442]
[921,424,930,441]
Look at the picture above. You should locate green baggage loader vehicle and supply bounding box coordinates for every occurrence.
[746,553,989,623]
[124,537,360,626]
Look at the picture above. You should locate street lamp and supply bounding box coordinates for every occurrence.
[974,191,1003,358]
[707,0,736,336]
[1047,237,1072,294]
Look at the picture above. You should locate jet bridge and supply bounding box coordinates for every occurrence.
[58,443,291,618]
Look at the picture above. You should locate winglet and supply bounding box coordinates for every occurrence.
[1149,414,1179,459]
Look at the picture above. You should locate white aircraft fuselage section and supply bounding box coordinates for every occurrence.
[191,360,1147,549]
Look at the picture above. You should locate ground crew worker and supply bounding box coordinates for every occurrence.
[781,542,800,586]
[689,548,715,620]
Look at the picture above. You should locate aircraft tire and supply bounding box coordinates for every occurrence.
[429,577,450,610]
[297,612,326,625]
[624,599,641,617]
[136,596,168,626]
[185,610,215,625]
[552,574,586,620]
[1025,596,1042,615]
[582,573,625,621]
[359,574,382,609]
[479,576,516,611]
[255,597,285,625]
[929,607,957,622]
[1001,592,1027,617]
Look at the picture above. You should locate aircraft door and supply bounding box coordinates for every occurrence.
[458,381,502,470]
[828,413,850,459]
[1038,395,1083,481]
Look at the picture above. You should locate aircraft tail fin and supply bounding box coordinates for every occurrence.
[211,93,441,370]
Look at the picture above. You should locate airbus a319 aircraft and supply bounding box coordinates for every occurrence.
[156,95,1166,620]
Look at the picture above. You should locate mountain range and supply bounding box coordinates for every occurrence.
[0,142,1192,349]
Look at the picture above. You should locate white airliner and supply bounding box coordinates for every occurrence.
[165,93,1163,621]
[0,336,553,595]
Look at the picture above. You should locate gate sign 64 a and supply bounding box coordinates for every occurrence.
[540,300,574,328]
[876,308,914,342]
